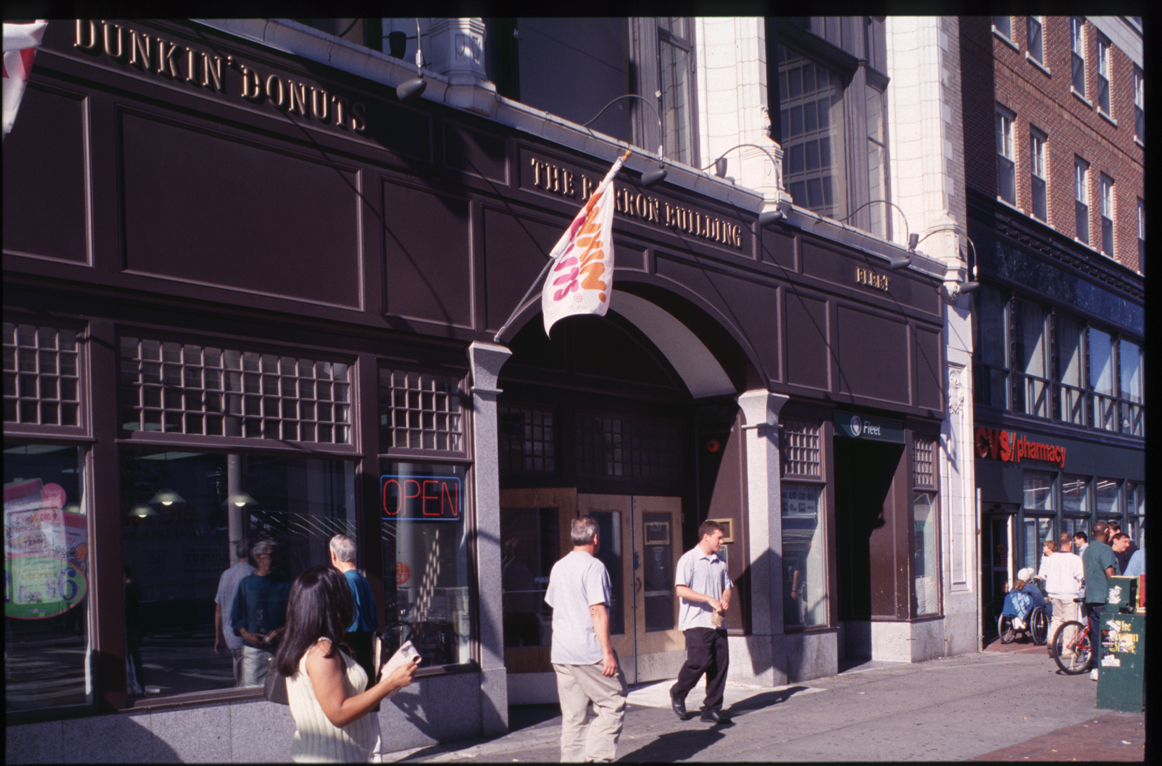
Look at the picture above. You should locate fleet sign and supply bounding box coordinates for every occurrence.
[974,427,1066,468]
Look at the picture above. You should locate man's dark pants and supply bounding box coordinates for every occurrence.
[670,627,729,712]
[1084,603,1103,667]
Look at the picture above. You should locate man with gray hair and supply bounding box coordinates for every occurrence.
[214,537,255,686]
[544,516,626,762]
[330,534,379,684]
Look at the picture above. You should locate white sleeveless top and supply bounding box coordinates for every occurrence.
[287,639,380,763]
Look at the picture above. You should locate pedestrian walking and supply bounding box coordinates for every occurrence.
[670,519,734,725]
[544,516,627,763]
[329,534,379,686]
[214,538,256,687]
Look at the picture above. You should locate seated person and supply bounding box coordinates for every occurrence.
[1001,567,1043,639]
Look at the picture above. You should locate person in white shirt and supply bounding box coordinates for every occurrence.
[669,520,733,725]
[544,516,626,762]
[1041,533,1084,658]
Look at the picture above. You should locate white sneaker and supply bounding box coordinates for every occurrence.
[1089,668,1098,681]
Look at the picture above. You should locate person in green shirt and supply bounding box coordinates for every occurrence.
[1081,521,1118,681]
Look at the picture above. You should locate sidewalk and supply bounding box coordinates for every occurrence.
[385,651,1145,762]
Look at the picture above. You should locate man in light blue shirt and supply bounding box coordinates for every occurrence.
[670,519,733,725]
[1123,548,1144,577]
[545,516,626,762]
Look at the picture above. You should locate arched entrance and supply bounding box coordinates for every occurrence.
[495,288,758,703]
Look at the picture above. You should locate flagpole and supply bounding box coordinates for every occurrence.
[492,149,631,344]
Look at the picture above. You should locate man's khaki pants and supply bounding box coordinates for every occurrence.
[1048,597,1079,652]
[553,662,627,762]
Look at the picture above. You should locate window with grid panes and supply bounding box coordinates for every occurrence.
[119,337,351,444]
[3,321,83,429]
[498,403,557,473]
[778,43,846,220]
[780,417,825,627]
[575,411,680,481]
[913,435,938,616]
[378,368,465,453]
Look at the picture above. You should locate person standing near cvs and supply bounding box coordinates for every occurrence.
[329,534,378,685]
[544,516,627,763]
[670,519,734,725]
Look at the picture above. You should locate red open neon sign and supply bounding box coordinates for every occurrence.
[381,475,461,521]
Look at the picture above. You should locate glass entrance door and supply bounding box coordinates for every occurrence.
[981,511,1014,639]
[499,489,685,694]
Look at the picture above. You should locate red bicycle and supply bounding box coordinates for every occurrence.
[1050,600,1097,675]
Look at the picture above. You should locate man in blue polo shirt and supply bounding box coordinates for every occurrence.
[670,519,733,725]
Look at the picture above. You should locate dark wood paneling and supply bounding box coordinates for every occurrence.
[653,255,779,383]
[915,326,944,413]
[382,181,473,329]
[482,208,561,332]
[119,111,361,308]
[759,227,796,271]
[444,122,507,185]
[836,305,910,405]
[2,82,89,264]
[784,291,829,391]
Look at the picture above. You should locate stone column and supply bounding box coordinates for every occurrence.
[467,340,512,736]
[736,389,789,686]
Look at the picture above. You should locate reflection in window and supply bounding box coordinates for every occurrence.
[1061,475,1089,516]
[499,507,557,648]
[1013,300,1048,418]
[974,287,1008,410]
[782,484,825,627]
[1125,481,1144,548]
[1089,328,1115,430]
[120,449,357,695]
[1024,516,1055,572]
[778,43,845,220]
[1056,315,1086,425]
[1119,339,1143,436]
[380,462,471,666]
[1095,477,1119,517]
[913,491,938,616]
[4,444,90,714]
[1023,471,1053,512]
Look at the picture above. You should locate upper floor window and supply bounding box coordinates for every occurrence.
[1030,128,1047,222]
[993,17,1012,40]
[1026,17,1044,64]
[1119,339,1143,436]
[866,83,888,238]
[3,321,83,431]
[1097,36,1111,115]
[1138,198,1145,270]
[1089,328,1116,430]
[1056,314,1086,426]
[996,108,1016,205]
[1100,174,1114,256]
[777,42,846,220]
[1074,157,1090,244]
[657,18,696,165]
[1012,299,1049,419]
[973,286,1009,411]
[1071,18,1087,97]
[1133,66,1144,143]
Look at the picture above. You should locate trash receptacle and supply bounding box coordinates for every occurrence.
[1096,577,1145,713]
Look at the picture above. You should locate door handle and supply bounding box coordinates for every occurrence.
[635,576,642,594]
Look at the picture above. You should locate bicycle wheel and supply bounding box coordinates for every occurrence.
[1051,621,1091,674]
[998,614,1016,643]
[1030,606,1049,646]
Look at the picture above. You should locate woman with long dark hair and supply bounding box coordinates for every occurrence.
[273,565,418,762]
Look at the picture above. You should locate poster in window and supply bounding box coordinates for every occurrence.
[4,479,88,619]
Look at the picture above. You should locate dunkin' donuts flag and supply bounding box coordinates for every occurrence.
[541,150,630,337]
[3,21,46,138]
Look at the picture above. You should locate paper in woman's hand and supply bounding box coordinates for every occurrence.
[381,640,420,699]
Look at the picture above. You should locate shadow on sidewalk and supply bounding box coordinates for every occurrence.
[617,727,728,762]
[724,684,809,717]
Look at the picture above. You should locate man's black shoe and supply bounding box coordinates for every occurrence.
[670,693,690,720]
[700,709,732,725]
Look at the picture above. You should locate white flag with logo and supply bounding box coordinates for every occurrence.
[541,150,629,337]
[3,21,47,138]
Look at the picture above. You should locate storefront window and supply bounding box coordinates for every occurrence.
[5,444,91,713]
[1013,300,1049,418]
[1125,480,1144,548]
[1023,517,1055,572]
[913,491,938,616]
[1089,329,1116,431]
[1062,474,1089,515]
[380,462,471,667]
[1023,471,1053,512]
[1056,315,1086,425]
[500,507,557,648]
[1095,477,1119,519]
[973,287,1008,410]
[781,483,825,627]
[119,449,357,696]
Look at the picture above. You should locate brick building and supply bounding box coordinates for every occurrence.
[961,16,1144,633]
